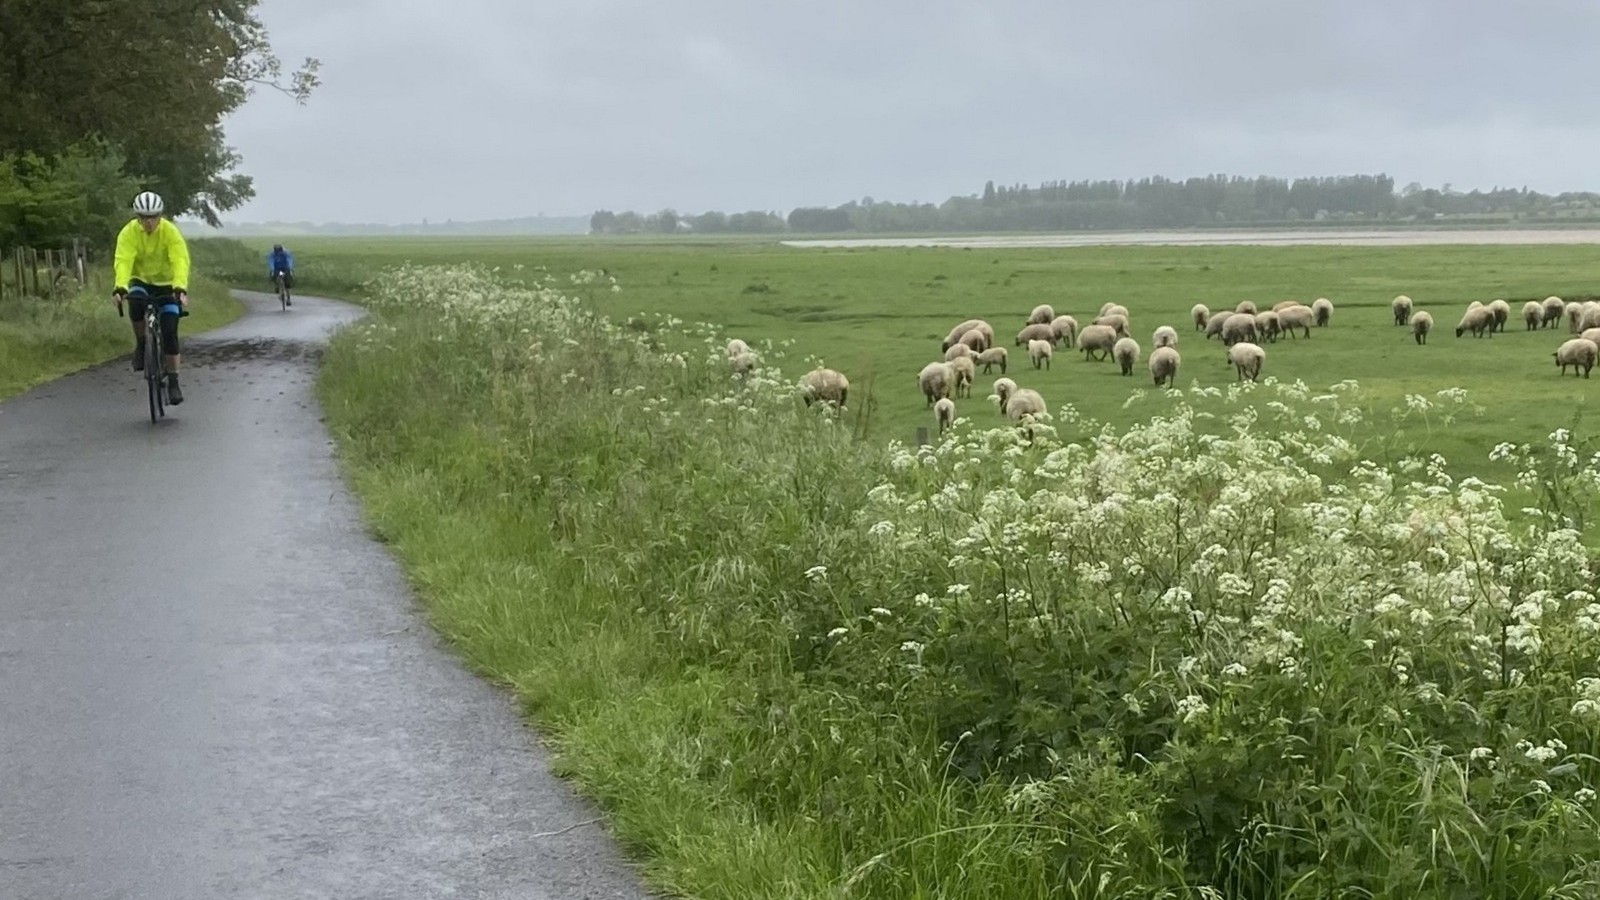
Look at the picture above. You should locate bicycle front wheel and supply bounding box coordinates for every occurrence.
[146,327,163,423]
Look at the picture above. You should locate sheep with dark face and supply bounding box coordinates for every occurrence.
[801,368,849,408]
[1050,315,1079,348]
[1543,296,1566,329]
[1148,346,1180,387]
[1077,324,1118,361]
[1227,341,1265,382]
[1016,323,1055,346]
[1113,337,1140,376]
[1277,305,1314,339]
[1487,299,1510,333]
[1555,338,1599,378]
[1221,313,1259,346]
[1455,306,1494,338]
[918,361,955,406]
[976,346,1008,374]
[1411,311,1434,345]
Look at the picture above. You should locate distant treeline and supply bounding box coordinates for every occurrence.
[589,174,1600,235]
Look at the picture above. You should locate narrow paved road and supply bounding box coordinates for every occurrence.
[0,292,653,899]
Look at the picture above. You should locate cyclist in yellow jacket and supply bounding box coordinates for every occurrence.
[113,191,191,404]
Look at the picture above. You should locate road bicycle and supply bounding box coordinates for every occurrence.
[117,292,188,423]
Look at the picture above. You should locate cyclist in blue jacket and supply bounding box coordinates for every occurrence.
[268,244,296,305]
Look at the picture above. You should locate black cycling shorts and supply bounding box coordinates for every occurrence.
[128,280,183,354]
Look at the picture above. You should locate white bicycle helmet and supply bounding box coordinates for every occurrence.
[132,191,165,216]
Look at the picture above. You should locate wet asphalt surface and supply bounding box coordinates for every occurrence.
[0,292,654,899]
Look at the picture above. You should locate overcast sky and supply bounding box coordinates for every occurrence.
[220,0,1600,224]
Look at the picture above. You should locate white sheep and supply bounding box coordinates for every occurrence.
[958,328,989,352]
[730,350,758,375]
[1092,313,1130,337]
[1077,324,1118,361]
[801,368,849,408]
[1488,299,1510,333]
[1029,339,1054,370]
[1254,310,1281,344]
[948,355,976,398]
[726,338,751,359]
[1027,304,1056,326]
[1236,300,1258,316]
[1312,297,1333,327]
[1113,337,1140,376]
[1152,325,1178,349]
[1050,315,1079,348]
[941,319,993,352]
[1582,327,1600,347]
[1204,311,1230,341]
[1555,338,1599,378]
[976,346,1008,374]
[1542,296,1566,329]
[1567,301,1586,334]
[991,377,1018,410]
[1148,346,1180,387]
[918,361,955,406]
[943,343,972,362]
[1580,303,1600,332]
[934,397,956,433]
[1191,304,1210,330]
[1004,388,1047,423]
[1523,300,1544,331]
[1228,341,1265,382]
[1455,306,1494,338]
[1411,310,1434,345]
[1015,323,1056,346]
[1277,305,1314,339]
[1222,312,1259,346]
[1099,303,1130,320]
[1392,295,1413,326]
[1272,300,1302,313]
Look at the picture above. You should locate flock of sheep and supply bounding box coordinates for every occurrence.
[731,290,1599,437]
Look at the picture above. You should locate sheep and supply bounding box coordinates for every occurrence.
[1191,304,1210,330]
[1523,301,1544,331]
[1148,345,1180,387]
[1312,297,1333,327]
[1411,310,1434,345]
[976,346,1008,375]
[948,355,976,398]
[1583,327,1600,347]
[943,343,972,362]
[1077,324,1118,361]
[1050,315,1079,347]
[1027,304,1056,326]
[934,397,957,433]
[1236,300,1258,316]
[1222,312,1259,346]
[1254,310,1281,343]
[1227,341,1265,382]
[1152,325,1178,349]
[1580,303,1600,332]
[1016,323,1056,346]
[991,377,1017,410]
[726,338,751,359]
[1113,337,1140,376]
[1092,313,1130,337]
[1455,306,1494,338]
[1004,388,1047,423]
[958,328,989,353]
[1099,303,1130,320]
[730,350,758,375]
[1393,295,1413,326]
[1568,301,1587,334]
[1272,300,1302,313]
[918,361,955,406]
[1204,311,1231,341]
[1467,300,1484,311]
[942,319,993,352]
[1277,305,1314,339]
[1484,299,1510,333]
[1554,338,1599,378]
[1028,338,1054,370]
[801,368,849,408]
[1542,296,1566,329]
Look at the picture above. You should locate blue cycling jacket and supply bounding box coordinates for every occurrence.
[268,249,295,275]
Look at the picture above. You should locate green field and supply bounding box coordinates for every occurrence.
[205,234,1600,478]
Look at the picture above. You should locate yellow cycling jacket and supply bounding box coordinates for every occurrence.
[113,217,192,292]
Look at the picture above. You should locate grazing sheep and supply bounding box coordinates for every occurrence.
[1277,305,1314,339]
[1272,300,1302,313]
[1077,324,1118,361]
[726,338,751,359]
[1050,315,1079,347]
[1027,304,1056,326]
[1580,303,1600,332]
[1004,388,1047,423]
[991,377,1018,410]
[730,350,758,375]
[1016,323,1056,346]
[1028,338,1054,370]
[1555,338,1599,378]
[1191,304,1210,330]
[958,328,989,352]
[1222,312,1259,346]
[1411,310,1434,345]
[1148,346,1180,387]
[1236,300,1258,316]
[1582,327,1600,347]
[1487,299,1510,333]
[1204,311,1230,341]
[1152,325,1178,349]
[934,397,956,433]
[1253,310,1281,343]
[976,346,1008,374]
[1098,303,1130,320]
[1393,295,1413,326]
[801,368,849,408]
[941,319,992,352]
[1543,296,1566,329]
[948,355,976,398]
[918,361,955,406]
[1312,297,1334,327]
[1227,341,1265,383]
[1092,313,1130,337]
[1455,306,1495,338]
[1467,300,1484,311]
[1523,301,1544,330]
[1569,301,1587,334]
[1113,337,1140,376]
[943,343,972,362]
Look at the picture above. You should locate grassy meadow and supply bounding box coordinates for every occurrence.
[293,235,1600,899]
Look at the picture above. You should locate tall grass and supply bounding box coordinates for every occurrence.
[319,262,1600,898]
